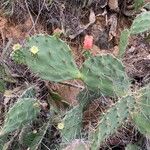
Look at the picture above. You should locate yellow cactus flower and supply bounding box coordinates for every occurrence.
[30,46,39,54]
[33,102,40,108]
[57,122,64,130]
[12,43,22,51]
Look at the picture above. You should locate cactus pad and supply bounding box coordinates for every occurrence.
[80,55,130,96]
[90,95,135,150]
[119,29,130,57]
[130,12,150,34]
[132,85,150,135]
[19,35,81,82]
[61,106,83,144]
[0,98,40,136]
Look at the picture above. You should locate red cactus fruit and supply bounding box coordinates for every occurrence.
[83,35,93,49]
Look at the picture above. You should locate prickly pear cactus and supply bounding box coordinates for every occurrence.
[90,95,135,150]
[13,35,81,82]
[130,12,150,34]
[20,121,50,150]
[132,85,150,136]
[61,106,83,144]
[60,88,102,146]
[80,55,130,96]
[0,98,40,136]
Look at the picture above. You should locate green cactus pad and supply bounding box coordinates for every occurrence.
[130,12,150,34]
[80,55,130,96]
[0,98,40,136]
[132,85,150,136]
[125,144,140,150]
[90,95,135,150]
[61,106,83,144]
[20,122,50,150]
[21,35,81,82]
[64,140,89,150]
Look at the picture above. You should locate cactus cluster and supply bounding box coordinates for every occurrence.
[7,11,150,149]
[12,35,130,97]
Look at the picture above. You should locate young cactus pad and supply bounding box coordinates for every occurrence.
[80,55,130,96]
[0,98,40,136]
[20,35,81,82]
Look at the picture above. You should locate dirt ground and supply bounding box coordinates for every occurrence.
[0,0,150,149]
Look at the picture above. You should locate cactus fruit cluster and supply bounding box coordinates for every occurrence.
[0,11,148,149]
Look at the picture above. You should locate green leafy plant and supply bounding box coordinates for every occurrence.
[6,11,150,149]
